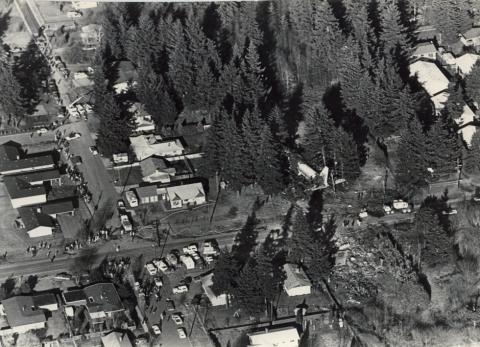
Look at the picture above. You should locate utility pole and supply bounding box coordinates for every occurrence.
[159,222,172,259]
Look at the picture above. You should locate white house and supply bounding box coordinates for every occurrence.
[17,207,54,238]
[80,24,102,50]
[455,53,480,77]
[456,105,477,147]
[130,135,185,161]
[248,327,300,347]
[129,103,155,134]
[409,60,450,97]
[180,255,195,270]
[201,273,227,306]
[283,263,312,297]
[101,331,133,347]
[5,176,47,209]
[460,27,480,47]
[166,182,206,209]
[0,296,46,334]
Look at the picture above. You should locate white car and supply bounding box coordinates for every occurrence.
[67,11,82,18]
[358,211,368,219]
[177,328,187,339]
[152,324,162,335]
[172,314,183,325]
[145,263,157,276]
[89,146,98,155]
[120,214,132,232]
[383,205,393,214]
[442,209,458,215]
[125,191,138,207]
[172,285,188,294]
[65,132,81,141]
[36,128,48,134]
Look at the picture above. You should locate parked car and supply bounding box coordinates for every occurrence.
[166,299,175,311]
[120,214,132,232]
[172,285,188,294]
[152,325,162,335]
[392,199,411,213]
[154,276,163,287]
[383,205,393,215]
[66,11,82,18]
[36,128,48,134]
[177,327,187,339]
[153,259,169,273]
[89,146,98,155]
[145,263,157,276]
[442,208,457,215]
[65,132,81,141]
[117,200,126,209]
[125,191,138,207]
[172,314,183,325]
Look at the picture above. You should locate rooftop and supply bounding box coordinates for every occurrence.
[463,27,480,39]
[2,296,46,327]
[0,152,54,174]
[101,331,133,347]
[4,176,46,199]
[409,60,449,96]
[140,156,172,177]
[248,326,300,347]
[83,283,124,314]
[18,207,54,231]
[39,199,75,215]
[456,53,480,75]
[283,264,312,291]
[14,169,61,184]
[456,105,477,146]
[32,293,57,308]
[63,289,86,304]
[0,141,22,161]
[130,135,185,161]
[135,185,158,199]
[166,182,205,201]
[412,42,437,56]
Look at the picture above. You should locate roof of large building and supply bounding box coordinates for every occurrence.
[456,53,480,75]
[83,283,124,313]
[0,152,54,174]
[32,293,57,308]
[248,326,300,347]
[166,182,205,202]
[101,331,133,347]
[409,61,450,96]
[63,289,87,304]
[463,27,480,39]
[4,176,46,199]
[2,296,46,327]
[283,263,312,291]
[40,199,75,215]
[18,207,54,231]
[135,185,158,199]
[14,169,61,184]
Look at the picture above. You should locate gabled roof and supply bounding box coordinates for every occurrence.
[63,289,86,304]
[409,61,450,96]
[166,182,205,202]
[135,185,158,199]
[2,296,46,327]
[83,283,124,314]
[40,199,75,215]
[412,42,436,56]
[130,135,185,161]
[456,105,477,146]
[0,141,21,161]
[18,207,54,231]
[414,25,437,42]
[4,176,46,199]
[101,331,133,347]
[463,27,480,39]
[0,153,54,174]
[14,169,61,184]
[140,156,169,177]
[456,53,480,75]
[283,264,312,291]
[32,293,57,308]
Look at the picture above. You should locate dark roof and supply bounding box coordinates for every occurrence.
[415,26,437,42]
[2,296,46,327]
[0,154,54,174]
[140,156,170,177]
[0,141,21,161]
[40,199,75,215]
[135,185,158,199]
[83,283,124,313]
[32,293,57,307]
[176,108,211,127]
[14,169,61,184]
[4,176,46,199]
[63,289,87,304]
[18,207,54,231]
[70,156,82,165]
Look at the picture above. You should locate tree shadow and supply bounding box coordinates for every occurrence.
[0,9,11,39]
[306,190,324,229]
[232,211,259,264]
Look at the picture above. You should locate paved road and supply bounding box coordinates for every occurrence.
[14,0,40,36]
[0,228,270,280]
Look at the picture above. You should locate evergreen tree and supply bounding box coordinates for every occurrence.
[232,258,267,316]
[464,61,480,106]
[267,105,289,143]
[288,210,316,264]
[463,131,480,174]
[211,248,239,296]
[379,2,411,65]
[431,0,471,44]
[240,108,264,186]
[442,84,464,121]
[91,51,108,115]
[125,13,163,66]
[0,62,27,126]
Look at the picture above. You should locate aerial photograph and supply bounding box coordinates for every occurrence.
[1,0,480,346]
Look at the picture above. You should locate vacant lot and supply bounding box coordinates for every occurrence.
[0,182,28,253]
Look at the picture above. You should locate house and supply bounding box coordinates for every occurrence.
[166,182,206,209]
[460,27,480,47]
[17,207,54,238]
[180,255,195,270]
[283,264,312,297]
[39,199,75,218]
[411,42,437,61]
[4,176,47,208]
[101,331,133,347]
[14,169,62,187]
[201,273,227,306]
[297,162,318,180]
[0,142,54,175]
[174,108,212,135]
[32,293,59,311]
[113,153,129,164]
[438,51,457,70]
[414,25,439,43]
[80,24,102,50]
[140,157,176,183]
[130,135,185,161]
[247,326,300,347]
[0,296,46,334]
[134,185,159,205]
[455,53,480,77]
[129,103,155,134]
[63,283,124,321]
[456,105,477,147]
[409,60,450,97]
